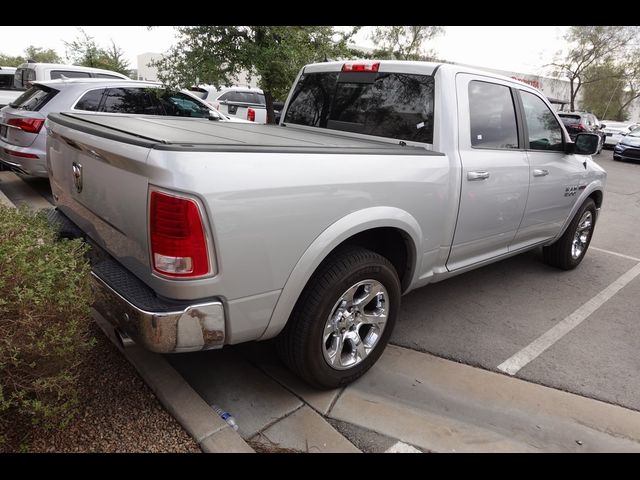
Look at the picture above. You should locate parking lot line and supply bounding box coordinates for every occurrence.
[590,246,640,263]
[497,262,640,376]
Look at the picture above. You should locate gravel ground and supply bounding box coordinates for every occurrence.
[4,322,201,453]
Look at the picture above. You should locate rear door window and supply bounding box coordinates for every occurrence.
[75,89,106,112]
[284,71,435,143]
[468,80,518,149]
[50,70,92,80]
[101,88,158,114]
[8,84,57,111]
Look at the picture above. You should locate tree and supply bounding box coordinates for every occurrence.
[613,53,640,121]
[152,26,361,123]
[0,46,61,67]
[371,26,444,60]
[23,46,61,64]
[551,26,639,111]
[64,28,130,76]
[581,62,627,120]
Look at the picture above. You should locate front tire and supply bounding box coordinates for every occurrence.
[543,198,597,270]
[276,246,401,389]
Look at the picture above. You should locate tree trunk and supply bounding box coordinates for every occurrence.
[264,89,275,124]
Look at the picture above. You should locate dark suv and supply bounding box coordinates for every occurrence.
[558,111,605,154]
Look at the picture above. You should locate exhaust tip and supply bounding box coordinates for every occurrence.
[114,328,135,349]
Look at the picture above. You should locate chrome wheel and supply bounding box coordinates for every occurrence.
[571,211,593,260]
[322,280,389,370]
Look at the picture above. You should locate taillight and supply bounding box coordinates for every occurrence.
[342,61,380,73]
[575,123,586,132]
[247,108,256,122]
[149,191,210,278]
[8,118,44,134]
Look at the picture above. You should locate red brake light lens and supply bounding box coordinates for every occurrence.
[575,123,586,132]
[150,191,210,277]
[247,108,256,122]
[341,61,380,73]
[2,148,38,159]
[8,118,45,134]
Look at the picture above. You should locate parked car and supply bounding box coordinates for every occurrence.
[600,120,640,148]
[613,127,640,161]
[45,60,604,388]
[0,79,242,177]
[189,85,267,123]
[558,111,605,154]
[0,66,22,109]
[13,62,129,90]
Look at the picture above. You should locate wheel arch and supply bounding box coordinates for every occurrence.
[548,184,604,245]
[258,207,422,340]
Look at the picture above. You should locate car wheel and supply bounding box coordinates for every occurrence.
[543,198,597,270]
[276,246,401,389]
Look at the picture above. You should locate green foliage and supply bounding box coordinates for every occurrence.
[0,206,94,446]
[152,26,361,123]
[64,28,131,76]
[551,26,640,111]
[371,26,444,61]
[581,62,628,120]
[0,46,61,67]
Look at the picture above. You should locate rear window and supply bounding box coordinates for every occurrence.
[558,114,581,126]
[188,88,208,99]
[50,70,92,80]
[14,67,35,89]
[9,84,57,111]
[284,71,435,144]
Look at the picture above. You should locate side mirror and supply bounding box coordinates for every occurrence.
[600,123,606,129]
[573,132,600,155]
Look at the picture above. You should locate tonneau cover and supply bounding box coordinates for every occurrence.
[48,112,440,155]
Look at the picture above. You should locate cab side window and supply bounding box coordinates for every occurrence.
[519,91,564,152]
[468,81,519,149]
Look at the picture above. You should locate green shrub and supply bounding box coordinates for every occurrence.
[0,205,94,445]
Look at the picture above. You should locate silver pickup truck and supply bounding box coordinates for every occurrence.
[45,60,606,388]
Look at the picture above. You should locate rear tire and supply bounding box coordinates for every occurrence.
[543,198,596,270]
[276,246,401,389]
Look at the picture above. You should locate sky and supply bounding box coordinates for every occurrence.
[0,26,569,77]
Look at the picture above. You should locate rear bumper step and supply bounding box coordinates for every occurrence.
[46,208,226,353]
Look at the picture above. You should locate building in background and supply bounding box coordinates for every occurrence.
[136,52,259,88]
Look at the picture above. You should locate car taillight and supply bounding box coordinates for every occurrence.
[150,190,210,278]
[342,61,380,73]
[247,108,256,122]
[575,123,586,132]
[7,117,44,134]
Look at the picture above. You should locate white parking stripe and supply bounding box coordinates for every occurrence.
[385,441,422,453]
[498,262,640,376]
[590,246,640,263]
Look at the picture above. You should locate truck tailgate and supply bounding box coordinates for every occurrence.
[46,114,154,281]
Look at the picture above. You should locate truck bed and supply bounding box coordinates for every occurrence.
[48,112,438,156]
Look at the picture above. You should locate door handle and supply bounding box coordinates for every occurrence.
[533,169,549,177]
[467,171,490,181]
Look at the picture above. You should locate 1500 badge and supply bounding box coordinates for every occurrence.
[564,185,586,197]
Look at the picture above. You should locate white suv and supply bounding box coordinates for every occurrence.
[13,62,129,90]
[189,85,267,123]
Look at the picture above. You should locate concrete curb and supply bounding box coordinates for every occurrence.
[92,310,254,453]
[0,185,15,208]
